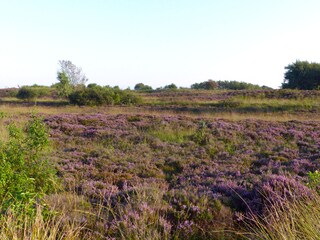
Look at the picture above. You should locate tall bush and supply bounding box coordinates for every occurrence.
[0,115,57,212]
[68,87,141,106]
[16,87,39,101]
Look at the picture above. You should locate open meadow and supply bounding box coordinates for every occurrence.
[0,89,320,239]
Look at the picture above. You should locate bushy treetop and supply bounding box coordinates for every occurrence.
[282,60,320,90]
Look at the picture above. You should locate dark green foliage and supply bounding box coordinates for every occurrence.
[15,85,54,100]
[118,90,142,105]
[191,80,265,90]
[282,60,320,90]
[217,80,263,90]
[68,86,142,106]
[191,80,219,90]
[164,83,178,90]
[28,84,54,98]
[87,83,99,88]
[16,87,39,101]
[68,87,112,106]
[0,115,57,212]
[134,83,153,91]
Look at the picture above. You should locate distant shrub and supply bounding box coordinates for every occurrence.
[117,90,142,105]
[29,84,54,98]
[69,87,112,106]
[217,80,263,90]
[16,87,39,101]
[164,83,178,90]
[134,83,153,91]
[191,80,219,90]
[69,86,141,106]
[191,80,265,90]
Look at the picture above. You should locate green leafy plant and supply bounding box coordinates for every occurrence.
[307,170,320,192]
[191,121,209,145]
[0,115,57,213]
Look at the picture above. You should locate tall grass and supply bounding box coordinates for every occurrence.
[246,194,320,240]
[148,125,195,143]
[0,204,83,240]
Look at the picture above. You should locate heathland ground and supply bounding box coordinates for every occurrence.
[0,88,319,239]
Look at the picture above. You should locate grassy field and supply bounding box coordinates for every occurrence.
[0,89,320,239]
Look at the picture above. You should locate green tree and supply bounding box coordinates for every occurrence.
[56,72,72,97]
[58,60,88,87]
[282,60,320,90]
[164,83,178,90]
[134,83,153,91]
[55,60,88,97]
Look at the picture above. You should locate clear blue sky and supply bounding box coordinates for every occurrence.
[1,0,320,89]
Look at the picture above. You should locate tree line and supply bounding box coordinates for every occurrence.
[13,59,320,105]
[135,60,320,91]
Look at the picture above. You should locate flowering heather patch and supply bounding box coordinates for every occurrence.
[45,113,320,237]
[141,89,320,103]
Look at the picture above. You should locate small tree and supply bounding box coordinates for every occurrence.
[56,72,72,97]
[58,60,88,87]
[55,60,88,98]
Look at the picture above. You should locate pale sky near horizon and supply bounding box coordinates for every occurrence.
[1,0,320,89]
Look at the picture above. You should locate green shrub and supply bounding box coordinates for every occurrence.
[29,84,53,98]
[191,80,265,90]
[69,87,110,106]
[117,90,142,105]
[191,121,209,145]
[134,83,153,91]
[0,115,57,212]
[191,80,218,90]
[164,83,178,90]
[69,87,141,106]
[16,87,39,101]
